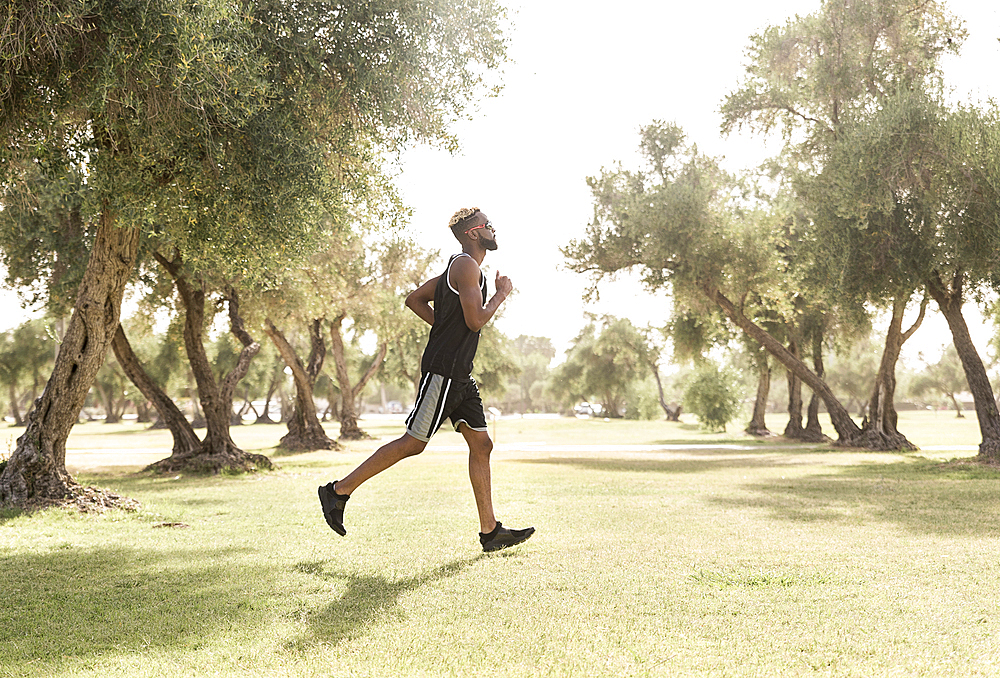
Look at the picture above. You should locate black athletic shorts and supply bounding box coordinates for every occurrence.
[405,373,488,442]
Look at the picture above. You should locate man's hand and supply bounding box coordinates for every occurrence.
[495,271,513,300]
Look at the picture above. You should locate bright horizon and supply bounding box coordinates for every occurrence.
[2,0,998,365]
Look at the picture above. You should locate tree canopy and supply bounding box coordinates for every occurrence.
[0,0,511,508]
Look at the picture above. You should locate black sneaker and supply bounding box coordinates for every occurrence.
[318,481,349,536]
[479,522,535,552]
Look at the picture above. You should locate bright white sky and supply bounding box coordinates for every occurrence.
[2,0,998,364]
[391,0,1000,362]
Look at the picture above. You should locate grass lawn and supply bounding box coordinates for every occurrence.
[2,410,999,677]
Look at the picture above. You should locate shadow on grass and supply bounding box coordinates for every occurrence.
[67,425,169,437]
[290,556,481,648]
[0,545,271,674]
[511,449,824,475]
[0,506,25,524]
[72,467,279,497]
[713,458,1000,537]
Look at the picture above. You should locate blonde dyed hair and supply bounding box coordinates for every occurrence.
[447,207,480,229]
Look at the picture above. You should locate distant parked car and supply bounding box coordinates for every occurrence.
[574,402,602,416]
[386,401,404,414]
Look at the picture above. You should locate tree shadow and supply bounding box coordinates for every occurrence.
[0,545,271,674]
[0,506,25,524]
[713,458,1000,537]
[511,451,821,475]
[289,555,482,649]
[72,470,271,497]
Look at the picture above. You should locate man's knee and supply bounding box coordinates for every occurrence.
[469,435,493,458]
[397,434,428,458]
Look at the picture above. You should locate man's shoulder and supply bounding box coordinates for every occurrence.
[449,253,481,280]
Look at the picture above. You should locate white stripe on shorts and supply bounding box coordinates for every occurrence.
[406,373,451,442]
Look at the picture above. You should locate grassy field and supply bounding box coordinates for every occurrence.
[2,411,999,677]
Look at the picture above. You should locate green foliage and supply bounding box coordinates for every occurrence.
[820,90,1000,298]
[0,165,91,314]
[0,319,57,419]
[549,317,654,417]
[623,378,661,421]
[475,326,519,402]
[501,335,556,413]
[720,0,963,144]
[683,361,743,432]
[1,0,510,286]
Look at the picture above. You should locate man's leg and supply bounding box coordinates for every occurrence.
[462,422,535,551]
[336,433,427,496]
[318,433,427,535]
[460,424,496,534]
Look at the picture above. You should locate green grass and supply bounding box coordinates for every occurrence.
[2,411,999,676]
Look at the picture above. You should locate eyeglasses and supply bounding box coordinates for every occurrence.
[464,220,495,234]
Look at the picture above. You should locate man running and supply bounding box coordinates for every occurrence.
[318,207,535,553]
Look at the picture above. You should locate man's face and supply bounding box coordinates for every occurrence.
[481,223,498,250]
[467,213,497,250]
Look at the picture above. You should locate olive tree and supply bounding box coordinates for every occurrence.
[0,0,509,508]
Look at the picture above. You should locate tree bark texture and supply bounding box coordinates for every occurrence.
[926,272,1000,460]
[150,252,272,473]
[330,313,387,440]
[704,284,866,446]
[745,354,771,436]
[0,215,142,510]
[264,317,337,451]
[112,325,201,457]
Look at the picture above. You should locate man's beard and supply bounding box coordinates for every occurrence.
[482,235,498,251]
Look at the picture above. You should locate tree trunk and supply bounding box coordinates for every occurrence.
[187,370,206,428]
[102,383,121,423]
[149,252,271,474]
[745,352,771,436]
[926,272,1000,459]
[0,215,141,510]
[264,317,337,451]
[8,382,23,426]
[783,338,805,439]
[857,295,924,450]
[257,371,279,423]
[947,393,965,417]
[112,325,201,457]
[134,399,152,423]
[704,284,865,446]
[329,313,387,440]
[802,327,829,443]
[649,360,676,421]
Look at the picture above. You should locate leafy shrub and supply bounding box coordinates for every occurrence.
[683,362,743,431]
[624,378,661,420]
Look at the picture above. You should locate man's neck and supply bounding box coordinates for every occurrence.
[461,244,485,266]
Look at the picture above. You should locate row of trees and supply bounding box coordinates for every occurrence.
[3,305,981,431]
[0,0,511,509]
[563,0,1000,455]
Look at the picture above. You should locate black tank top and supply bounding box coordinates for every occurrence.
[421,253,487,379]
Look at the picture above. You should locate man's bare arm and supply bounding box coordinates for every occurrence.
[405,276,439,326]
[451,257,512,332]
